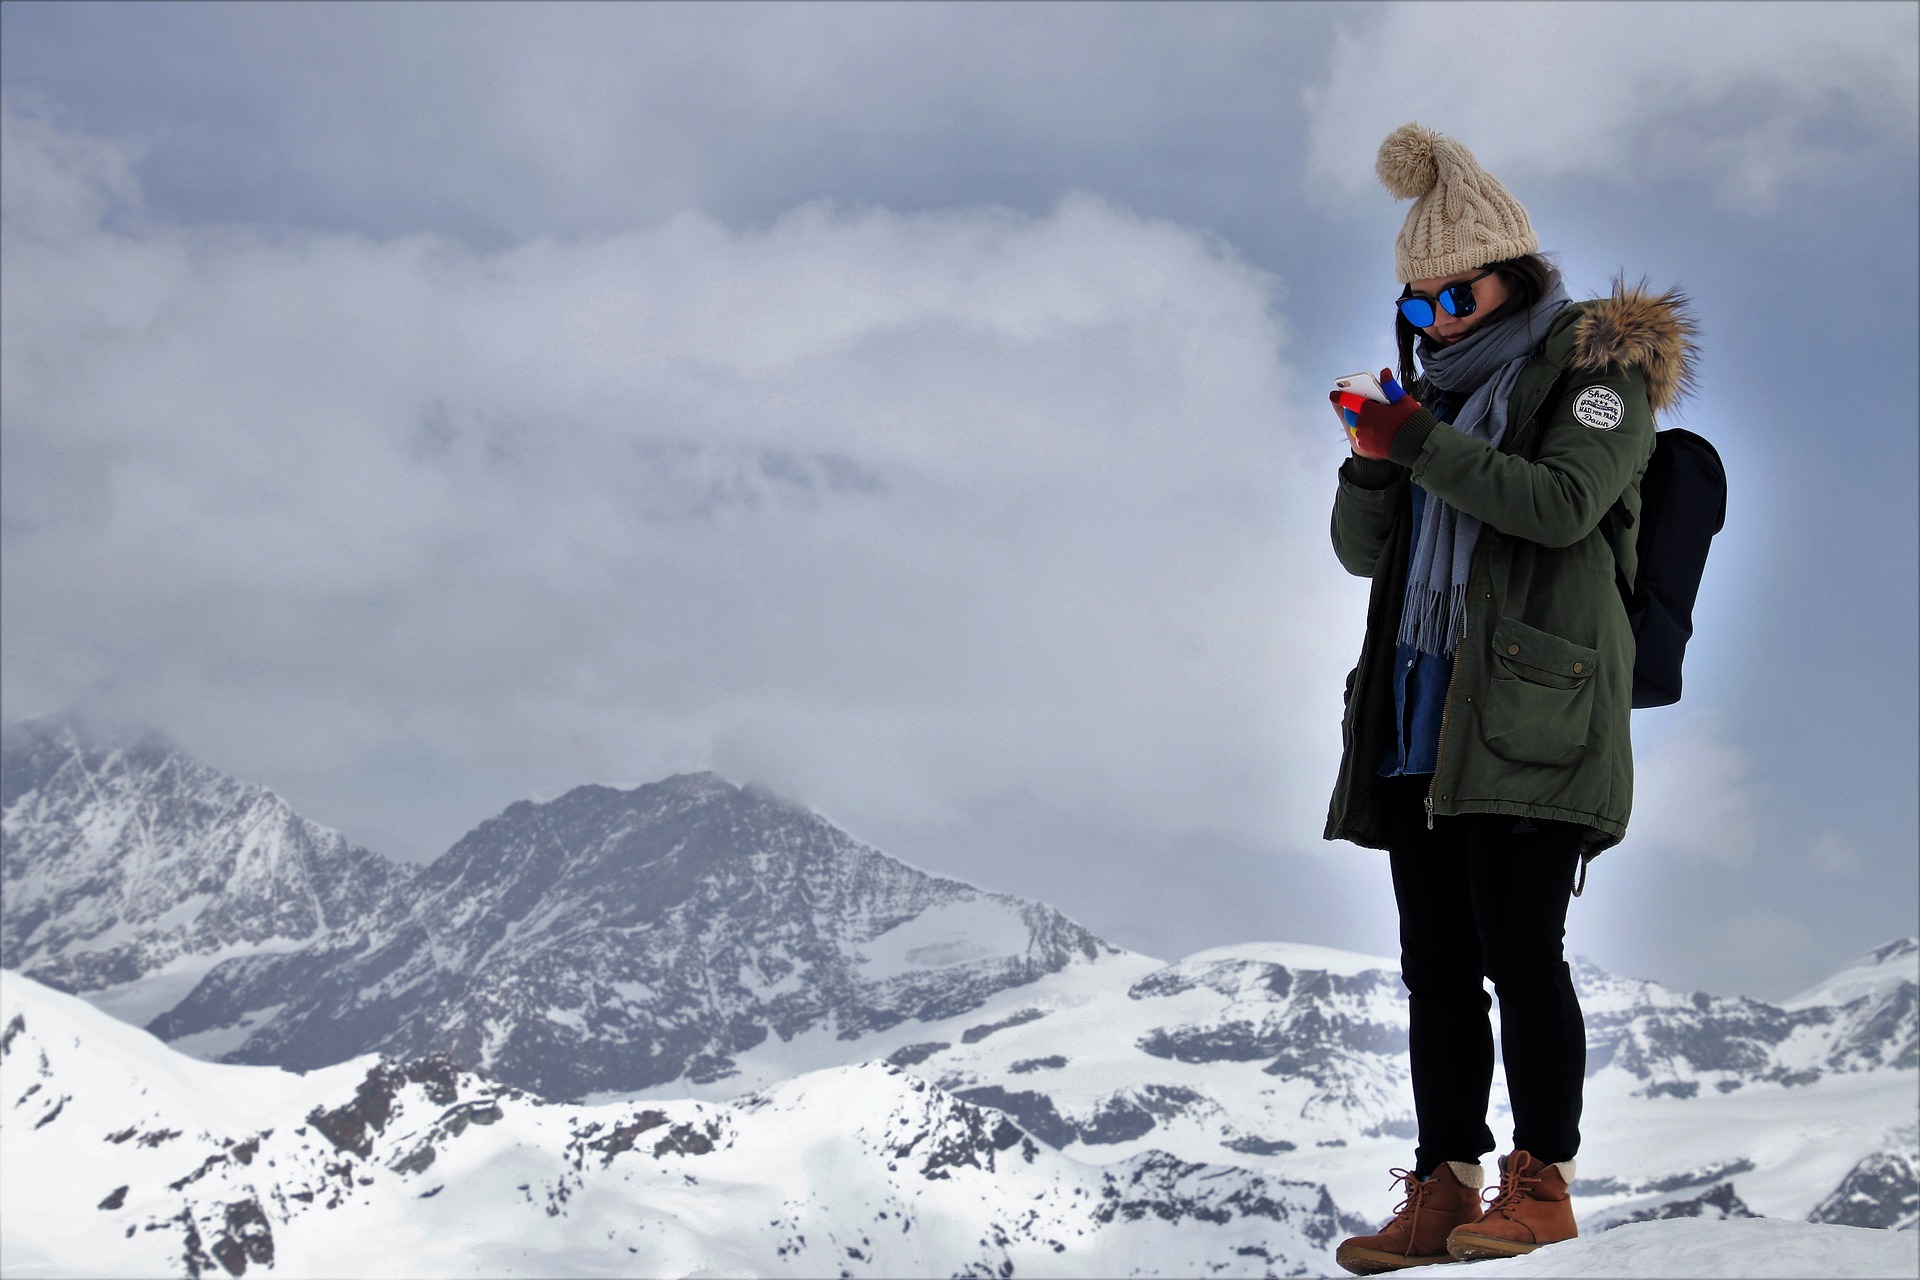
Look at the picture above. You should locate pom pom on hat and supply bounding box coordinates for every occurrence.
[1376,122,1443,200]
[1374,122,1538,283]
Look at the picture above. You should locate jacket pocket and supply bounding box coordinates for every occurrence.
[1480,616,1599,767]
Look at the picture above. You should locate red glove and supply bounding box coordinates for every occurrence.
[1330,368,1421,461]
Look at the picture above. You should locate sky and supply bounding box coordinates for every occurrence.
[2,1,1915,1002]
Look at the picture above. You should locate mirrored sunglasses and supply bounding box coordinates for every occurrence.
[1397,268,1496,328]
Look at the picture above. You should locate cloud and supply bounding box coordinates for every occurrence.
[1,98,1364,859]
[0,93,143,237]
[1,3,1332,241]
[1809,832,1864,876]
[1305,1,1919,207]
[1624,712,1762,866]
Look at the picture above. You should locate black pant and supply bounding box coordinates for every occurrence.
[1382,776,1586,1174]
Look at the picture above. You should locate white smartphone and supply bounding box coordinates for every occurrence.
[1332,371,1389,403]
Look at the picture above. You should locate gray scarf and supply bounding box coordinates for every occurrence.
[1399,280,1571,655]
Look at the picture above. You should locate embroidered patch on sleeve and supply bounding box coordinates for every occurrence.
[1571,386,1626,429]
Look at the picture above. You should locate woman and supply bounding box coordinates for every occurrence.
[1326,123,1696,1275]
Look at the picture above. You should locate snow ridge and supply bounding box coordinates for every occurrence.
[1,970,1365,1278]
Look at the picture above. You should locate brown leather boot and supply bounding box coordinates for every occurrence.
[1335,1161,1485,1274]
[1446,1150,1578,1260]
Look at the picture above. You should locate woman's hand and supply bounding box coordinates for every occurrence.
[1332,368,1422,461]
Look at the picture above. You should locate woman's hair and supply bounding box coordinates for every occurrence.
[1395,253,1562,388]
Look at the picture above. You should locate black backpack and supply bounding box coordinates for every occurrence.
[1612,428,1727,708]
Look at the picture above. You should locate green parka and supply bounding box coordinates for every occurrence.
[1325,282,1698,857]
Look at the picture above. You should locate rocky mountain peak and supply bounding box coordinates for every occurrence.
[412,769,849,928]
[131,760,1108,1099]
[1784,938,1919,1009]
[1,711,411,1006]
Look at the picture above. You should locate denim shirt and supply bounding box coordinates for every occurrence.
[1376,390,1461,779]
[1376,481,1453,778]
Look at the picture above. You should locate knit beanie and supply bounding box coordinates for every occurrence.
[1377,123,1538,283]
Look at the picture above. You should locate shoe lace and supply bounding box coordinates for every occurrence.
[1480,1152,1544,1219]
[1385,1167,1428,1254]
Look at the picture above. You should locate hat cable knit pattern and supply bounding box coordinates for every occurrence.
[1377,122,1538,283]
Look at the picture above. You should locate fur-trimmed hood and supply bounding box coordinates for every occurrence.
[1570,278,1699,415]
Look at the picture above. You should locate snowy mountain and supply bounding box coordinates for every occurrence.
[1811,1143,1920,1232]
[4,716,1914,1260]
[134,768,1113,1101]
[6,968,1917,1279]
[0,714,411,1029]
[650,934,1912,1237]
[1,969,1366,1278]
[1576,937,1919,1092]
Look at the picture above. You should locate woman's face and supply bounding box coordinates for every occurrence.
[1408,267,1510,346]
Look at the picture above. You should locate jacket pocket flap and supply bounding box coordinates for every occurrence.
[1491,616,1598,682]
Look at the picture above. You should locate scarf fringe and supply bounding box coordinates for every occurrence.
[1398,582,1469,657]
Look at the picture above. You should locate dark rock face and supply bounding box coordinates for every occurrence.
[887,1042,950,1068]
[1079,1095,1158,1146]
[1808,1150,1920,1230]
[208,1198,274,1276]
[1,714,411,996]
[1133,962,1408,1069]
[143,773,1110,1100]
[1089,1150,1372,1246]
[145,943,370,1043]
[960,1008,1049,1044]
[908,1101,1030,1181]
[1224,1136,1297,1155]
[945,1083,1205,1150]
[1572,1158,1755,1200]
[1587,1180,1759,1232]
[306,1059,468,1158]
[952,1086,1080,1150]
[1643,1159,1755,1193]
[1644,1080,1700,1099]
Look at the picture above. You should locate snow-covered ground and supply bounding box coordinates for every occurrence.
[7,962,1916,1279]
[1465,1217,1917,1278]
[1,969,1361,1278]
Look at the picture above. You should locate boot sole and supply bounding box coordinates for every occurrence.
[1336,1244,1457,1274]
[1446,1232,1544,1261]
